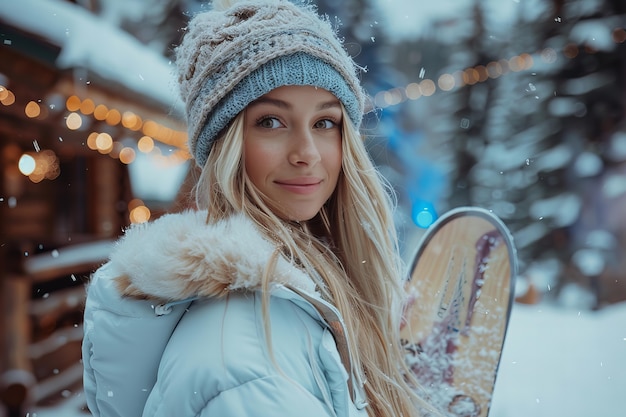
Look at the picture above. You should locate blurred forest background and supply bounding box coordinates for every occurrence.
[320,0,626,309]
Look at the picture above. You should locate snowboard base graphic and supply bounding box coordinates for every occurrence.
[401,207,517,417]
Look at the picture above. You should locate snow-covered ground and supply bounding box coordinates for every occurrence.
[491,301,626,417]
[27,300,626,417]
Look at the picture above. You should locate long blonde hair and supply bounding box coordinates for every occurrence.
[194,109,431,417]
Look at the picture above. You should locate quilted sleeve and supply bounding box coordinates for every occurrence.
[82,262,190,417]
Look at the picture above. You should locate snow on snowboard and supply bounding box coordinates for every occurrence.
[401,207,517,417]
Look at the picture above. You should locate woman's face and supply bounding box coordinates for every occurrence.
[243,85,343,221]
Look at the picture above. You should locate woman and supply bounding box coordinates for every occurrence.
[82,0,432,416]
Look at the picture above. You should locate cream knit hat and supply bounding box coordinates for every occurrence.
[176,0,367,167]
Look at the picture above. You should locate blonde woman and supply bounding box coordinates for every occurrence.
[82,1,434,416]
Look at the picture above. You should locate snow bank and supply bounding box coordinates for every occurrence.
[491,302,626,417]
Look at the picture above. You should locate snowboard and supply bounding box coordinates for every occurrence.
[401,207,517,417]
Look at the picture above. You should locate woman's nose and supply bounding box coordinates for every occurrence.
[289,130,321,166]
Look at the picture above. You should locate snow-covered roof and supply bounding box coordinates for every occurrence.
[23,239,114,280]
[0,0,183,113]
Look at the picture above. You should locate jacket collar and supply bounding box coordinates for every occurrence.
[109,210,317,301]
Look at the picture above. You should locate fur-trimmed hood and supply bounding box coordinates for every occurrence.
[109,210,317,301]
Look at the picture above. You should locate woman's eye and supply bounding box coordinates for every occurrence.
[314,119,336,129]
[258,117,282,129]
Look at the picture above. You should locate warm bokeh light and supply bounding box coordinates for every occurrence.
[0,85,8,100]
[66,95,81,111]
[387,88,405,106]
[142,120,159,137]
[373,91,386,108]
[131,116,143,131]
[25,101,41,118]
[141,119,188,149]
[39,150,60,181]
[486,61,503,78]
[1,89,15,105]
[129,205,151,224]
[520,53,534,69]
[508,55,525,72]
[475,65,489,82]
[437,73,455,91]
[95,133,113,152]
[119,147,136,164]
[464,68,479,85]
[405,82,421,100]
[87,132,99,150]
[171,148,192,163]
[66,112,83,130]
[105,108,122,126]
[122,111,142,131]
[613,28,626,43]
[137,136,155,153]
[563,43,579,59]
[80,98,95,115]
[19,150,60,182]
[93,104,109,120]
[419,79,436,96]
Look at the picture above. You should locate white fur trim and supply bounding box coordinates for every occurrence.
[109,211,315,300]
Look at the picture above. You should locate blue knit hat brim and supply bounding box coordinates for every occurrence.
[194,52,361,167]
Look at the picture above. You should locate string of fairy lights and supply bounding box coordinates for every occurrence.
[373,28,626,108]
[0,88,189,178]
[1,26,624,223]
[0,84,189,223]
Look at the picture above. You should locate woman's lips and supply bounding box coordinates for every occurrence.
[275,178,322,195]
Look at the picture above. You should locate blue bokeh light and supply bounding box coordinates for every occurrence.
[411,199,438,228]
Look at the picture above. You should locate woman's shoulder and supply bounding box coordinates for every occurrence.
[82,262,193,417]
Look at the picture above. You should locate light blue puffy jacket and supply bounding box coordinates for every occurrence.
[82,211,368,417]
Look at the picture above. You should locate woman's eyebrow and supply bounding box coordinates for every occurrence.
[250,97,291,109]
[317,100,341,111]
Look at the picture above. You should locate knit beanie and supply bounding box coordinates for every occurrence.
[176,0,367,167]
